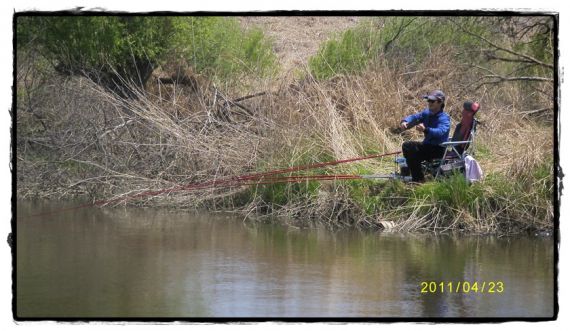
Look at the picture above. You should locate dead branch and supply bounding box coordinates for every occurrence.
[447,18,554,70]
[232,91,267,103]
[520,107,553,116]
[482,75,554,82]
[98,119,134,139]
[485,52,538,65]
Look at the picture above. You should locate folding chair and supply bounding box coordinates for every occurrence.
[431,101,481,178]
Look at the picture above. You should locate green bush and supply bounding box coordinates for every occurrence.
[17,16,277,91]
[171,17,277,81]
[308,27,382,80]
[308,17,488,80]
[17,16,175,88]
[379,17,487,60]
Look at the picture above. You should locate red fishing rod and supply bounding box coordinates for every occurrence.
[22,151,401,218]
[99,150,401,205]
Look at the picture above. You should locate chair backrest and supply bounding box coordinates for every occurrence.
[433,102,481,178]
[449,101,480,156]
[450,119,477,156]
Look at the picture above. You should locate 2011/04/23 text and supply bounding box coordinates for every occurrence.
[420,281,504,294]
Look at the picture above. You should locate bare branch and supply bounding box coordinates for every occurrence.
[232,91,267,103]
[485,52,537,65]
[447,18,554,70]
[520,107,552,116]
[482,75,553,82]
[384,17,418,53]
[473,65,498,76]
[98,119,134,139]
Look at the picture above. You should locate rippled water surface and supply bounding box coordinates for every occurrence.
[16,200,555,318]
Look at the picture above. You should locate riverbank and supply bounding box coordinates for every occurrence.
[16,16,555,235]
[15,69,554,235]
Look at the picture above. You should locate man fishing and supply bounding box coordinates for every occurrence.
[399,90,451,183]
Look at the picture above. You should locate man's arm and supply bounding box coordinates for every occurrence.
[424,114,450,139]
[401,110,426,129]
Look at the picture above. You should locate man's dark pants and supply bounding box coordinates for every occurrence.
[402,141,446,182]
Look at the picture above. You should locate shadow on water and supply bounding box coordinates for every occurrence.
[16,200,554,318]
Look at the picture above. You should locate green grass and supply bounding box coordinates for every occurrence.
[412,172,484,211]
[474,144,491,159]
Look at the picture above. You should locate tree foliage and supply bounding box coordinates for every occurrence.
[17,16,175,95]
[16,16,277,95]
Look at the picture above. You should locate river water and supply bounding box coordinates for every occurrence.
[16,200,555,319]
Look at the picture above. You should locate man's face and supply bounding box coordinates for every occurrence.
[428,99,442,113]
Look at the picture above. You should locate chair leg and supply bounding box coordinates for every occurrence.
[435,149,449,178]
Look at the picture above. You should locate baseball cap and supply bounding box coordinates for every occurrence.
[423,90,446,102]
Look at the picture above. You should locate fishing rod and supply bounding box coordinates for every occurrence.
[22,150,402,219]
[98,150,402,205]
[213,151,402,183]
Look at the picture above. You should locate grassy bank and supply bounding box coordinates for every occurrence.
[16,16,555,235]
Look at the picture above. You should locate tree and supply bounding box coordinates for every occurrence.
[447,16,555,118]
[16,16,176,97]
[17,16,277,95]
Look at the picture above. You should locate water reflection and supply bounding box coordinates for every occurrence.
[17,200,554,318]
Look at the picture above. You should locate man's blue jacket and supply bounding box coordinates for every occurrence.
[402,108,451,146]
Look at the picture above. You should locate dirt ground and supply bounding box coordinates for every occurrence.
[238,16,361,73]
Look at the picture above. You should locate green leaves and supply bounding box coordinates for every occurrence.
[18,16,171,74]
[171,17,277,81]
[309,24,381,80]
[17,16,277,90]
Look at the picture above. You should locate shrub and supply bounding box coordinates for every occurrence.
[308,17,488,80]
[16,16,277,93]
[171,17,277,82]
[16,16,175,93]
[308,20,383,80]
